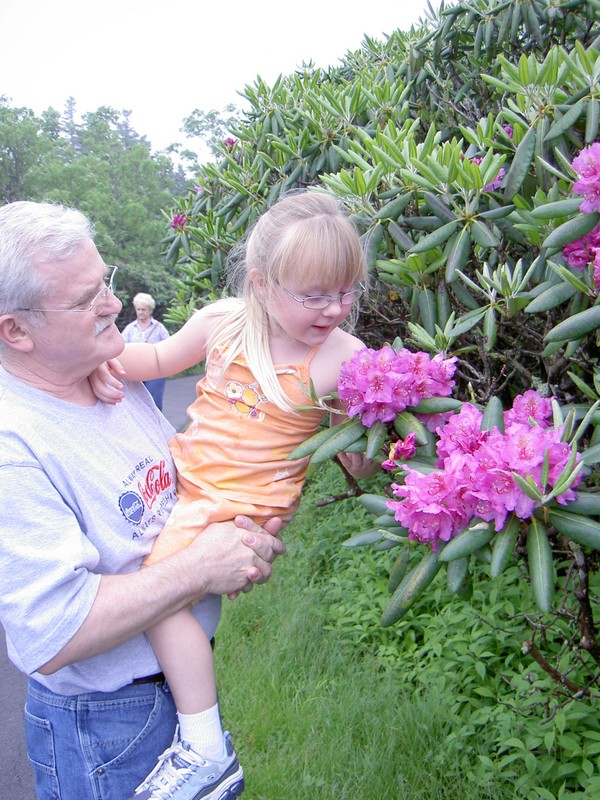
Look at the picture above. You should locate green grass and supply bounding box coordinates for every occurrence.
[214,463,516,800]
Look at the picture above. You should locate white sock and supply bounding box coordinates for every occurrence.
[178,703,226,761]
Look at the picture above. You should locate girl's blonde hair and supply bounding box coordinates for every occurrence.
[204,190,368,411]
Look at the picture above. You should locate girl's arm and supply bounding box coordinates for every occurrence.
[90,307,221,404]
[118,307,218,380]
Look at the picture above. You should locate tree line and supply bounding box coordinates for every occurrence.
[0,96,201,324]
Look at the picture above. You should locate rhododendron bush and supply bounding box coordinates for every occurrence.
[293,342,599,628]
[165,2,600,753]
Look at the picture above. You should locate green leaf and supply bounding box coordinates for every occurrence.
[365,420,388,460]
[542,212,600,251]
[544,100,586,142]
[527,518,554,612]
[381,549,443,626]
[504,126,536,200]
[490,515,520,577]
[342,529,384,547]
[548,508,600,549]
[567,491,600,515]
[585,96,599,144]
[439,519,494,562]
[423,192,457,222]
[409,220,459,253]
[582,443,600,465]
[388,547,412,593]
[529,197,584,220]
[413,397,462,414]
[545,305,600,342]
[470,220,500,249]
[446,556,470,593]
[481,395,505,433]
[357,493,390,516]
[375,194,412,220]
[393,411,431,446]
[444,227,472,283]
[418,288,437,336]
[524,282,576,313]
[512,472,543,502]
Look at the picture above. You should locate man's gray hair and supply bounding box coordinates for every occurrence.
[0,201,94,317]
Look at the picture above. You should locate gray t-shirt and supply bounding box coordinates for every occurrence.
[0,366,220,695]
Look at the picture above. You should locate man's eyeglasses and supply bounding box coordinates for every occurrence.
[16,266,118,318]
[280,284,362,310]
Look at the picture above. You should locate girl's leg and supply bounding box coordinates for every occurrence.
[146,608,226,760]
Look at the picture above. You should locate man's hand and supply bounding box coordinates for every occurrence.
[226,515,285,598]
[187,515,286,600]
[39,516,286,673]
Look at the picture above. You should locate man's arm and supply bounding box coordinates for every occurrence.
[38,517,284,674]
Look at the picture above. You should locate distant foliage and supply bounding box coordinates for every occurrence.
[0,96,187,320]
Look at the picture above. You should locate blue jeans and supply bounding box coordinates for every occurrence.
[143,379,167,411]
[25,678,177,800]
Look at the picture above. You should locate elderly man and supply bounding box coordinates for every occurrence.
[0,201,285,799]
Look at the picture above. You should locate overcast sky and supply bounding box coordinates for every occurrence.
[0,1,434,153]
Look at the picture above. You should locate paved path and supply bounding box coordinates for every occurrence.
[0,375,200,799]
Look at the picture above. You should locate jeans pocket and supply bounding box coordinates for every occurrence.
[82,685,176,800]
[24,707,60,799]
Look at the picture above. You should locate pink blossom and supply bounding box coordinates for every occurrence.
[504,389,553,428]
[572,143,600,213]
[436,403,487,459]
[594,249,600,290]
[171,213,187,231]
[503,125,514,138]
[562,221,600,269]
[387,457,473,549]
[224,137,237,151]
[382,434,417,471]
[386,390,582,547]
[338,346,457,427]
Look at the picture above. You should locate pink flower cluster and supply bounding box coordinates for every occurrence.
[386,390,582,550]
[562,220,600,290]
[171,213,188,231]
[562,221,600,269]
[470,156,506,192]
[338,346,457,428]
[572,142,600,214]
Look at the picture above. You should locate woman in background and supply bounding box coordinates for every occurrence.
[122,292,170,410]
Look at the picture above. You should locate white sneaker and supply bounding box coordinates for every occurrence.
[128,729,244,800]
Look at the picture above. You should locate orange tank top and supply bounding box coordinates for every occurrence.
[168,346,326,520]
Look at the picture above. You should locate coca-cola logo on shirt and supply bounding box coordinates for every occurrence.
[139,461,172,508]
[119,459,173,524]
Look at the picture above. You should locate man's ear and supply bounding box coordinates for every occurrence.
[0,314,35,352]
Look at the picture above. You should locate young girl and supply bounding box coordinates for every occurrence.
[98,191,376,800]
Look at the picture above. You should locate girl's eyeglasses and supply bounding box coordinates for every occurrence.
[280,284,362,310]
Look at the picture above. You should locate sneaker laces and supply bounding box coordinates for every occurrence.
[137,741,210,799]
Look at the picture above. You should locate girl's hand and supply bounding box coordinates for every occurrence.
[337,451,381,479]
[89,359,126,404]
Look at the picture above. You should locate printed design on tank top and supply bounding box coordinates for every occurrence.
[224,380,267,421]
